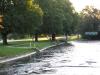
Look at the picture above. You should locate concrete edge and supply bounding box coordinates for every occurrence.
[0,42,65,64]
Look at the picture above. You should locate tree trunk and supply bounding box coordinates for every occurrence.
[2,33,8,45]
[77,34,80,39]
[65,34,68,40]
[35,33,38,42]
[51,33,56,41]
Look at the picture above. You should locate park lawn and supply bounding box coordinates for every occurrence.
[9,40,53,49]
[68,35,80,41]
[32,41,53,49]
[0,40,53,57]
[0,46,32,57]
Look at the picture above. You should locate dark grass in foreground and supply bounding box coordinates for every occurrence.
[0,40,53,57]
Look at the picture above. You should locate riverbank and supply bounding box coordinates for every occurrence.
[0,35,78,64]
[0,40,55,58]
[0,42,66,67]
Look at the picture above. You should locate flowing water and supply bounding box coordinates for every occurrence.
[0,41,100,75]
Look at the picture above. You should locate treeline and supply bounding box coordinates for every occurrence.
[0,0,79,45]
[79,6,100,39]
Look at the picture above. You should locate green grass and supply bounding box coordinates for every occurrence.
[31,41,53,49]
[0,40,53,57]
[67,35,81,41]
[0,46,32,57]
[8,40,53,49]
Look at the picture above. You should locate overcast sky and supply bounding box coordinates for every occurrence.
[70,0,100,12]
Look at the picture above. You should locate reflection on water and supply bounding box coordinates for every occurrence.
[1,41,100,75]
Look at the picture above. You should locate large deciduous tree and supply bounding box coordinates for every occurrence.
[79,6,100,38]
[0,0,43,45]
[36,0,63,41]
[60,0,79,36]
[37,0,77,41]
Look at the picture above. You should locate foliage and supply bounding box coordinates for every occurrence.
[37,0,78,35]
[0,0,43,44]
[61,0,79,35]
[0,40,52,57]
[79,6,100,34]
[78,6,100,39]
[5,0,43,35]
[0,0,79,44]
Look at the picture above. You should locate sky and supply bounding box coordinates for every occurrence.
[70,0,100,12]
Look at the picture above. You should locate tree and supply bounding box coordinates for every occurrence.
[36,0,62,41]
[0,0,43,44]
[80,6,100,32]
[37,0,77,41]
[0,0,14,45]
[12,0,43,42]
[79,6,100,39]
[61,0,79,36]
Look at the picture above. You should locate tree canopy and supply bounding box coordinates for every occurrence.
[36,0,78,35]
[0,0,43,44]
[0,0,79,44]
[79,6,100,34]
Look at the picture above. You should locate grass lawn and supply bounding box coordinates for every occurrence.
[0,40,53,57]
[0,46,32,57]
[0,35,78,57]
[68,35,81,41]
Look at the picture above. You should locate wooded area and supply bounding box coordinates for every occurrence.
[0,0,100,45]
